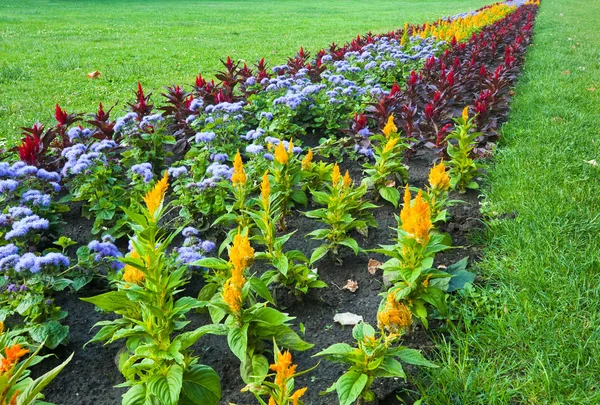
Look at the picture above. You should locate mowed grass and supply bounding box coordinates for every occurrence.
[416,0,600,403]
[0,0,490,147]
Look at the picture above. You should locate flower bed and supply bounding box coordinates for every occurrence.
[0,1,539,404]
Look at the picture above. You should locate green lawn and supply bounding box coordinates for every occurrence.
[0,0,490,147]
[417,0,600,403]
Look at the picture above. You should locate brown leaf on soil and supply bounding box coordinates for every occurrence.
[343,279,358,293]
[86,70,102,79]
[368,258,382,275]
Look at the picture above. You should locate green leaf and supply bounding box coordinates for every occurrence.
[227,324,249,362]
[374,357,406,378]
[181,364,221,405]
[379,186,400,208]
[175,324,228,350]
[273,254,289,277]
[29,321,69,349]
[147,364,183,405]
[314,343,353,358]
[309,245,329,265]
[192,257,230,271]
[18,352,73,404]
[336,370,369,405]
[445,257,476,292]
[253,307,291,325]
[81,291,135,313]
[240,353,269,385]
[397,348,437,368]
[122,385,146,405]
[290,189,308,206]
[339,237,360,254]
[248,277,274,304]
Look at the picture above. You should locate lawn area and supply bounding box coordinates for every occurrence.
[0,0,491,147]
[418,0,600,403]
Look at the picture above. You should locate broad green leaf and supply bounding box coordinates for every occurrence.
[122,385,146,405]
[336,370,368,405]
[81,291,135,313]
[240,353,269,385]
[379,186,400,208]
[147,364,183,405]
[397,348,437,368]
[227,324,249,362]
[17,352,73,404]
[314,343,353,358]
[309,245,329,265]
[181,364,221,405]
[373,357,406,378]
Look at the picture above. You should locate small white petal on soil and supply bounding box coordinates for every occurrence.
[333,312,363,326]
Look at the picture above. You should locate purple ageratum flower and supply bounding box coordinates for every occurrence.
[189,99,204,112]
[210,153,228,163]
[356,146,375,159]
[8,206,33,218]
[88,239,122,262]
[380,61,396,70]
[167,166,188,179]
[0,162,16,178]
[61,144,87,161]
[36,169,61,183]
[195,132,216,143]
[301,85,325,96]
[292,146,303,154]
[206,163,232,180]
[0,244,19,260]
[90,140,118,153]
[259,112,273,121]
[245,77,256,86]
[6,284,18,293]
[49,182,61,192]
[201,240,216,253]
[21,190,51,208]
[15,253,41,273]
[199,177,218,189]
[245,144,264,155]
[114,112,138,133]
[15,165,39,177]
[0,179,19,193]
[264,136,281,145]
[67,127,82,142]
[364,61,377,70]
[263,153,274,161]
[186,115,197,124]
[176,246,204,267]
[182,227,199,237]
[5,215,50,240]
[358,128,371,137]
[241,128,265,141]
[0,254,19,271]
[37,252,70,268]
[131,163,154,183]
[140,113,164,129]
[321,54,333,62]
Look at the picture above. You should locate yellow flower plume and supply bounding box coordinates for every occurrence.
[143,171,169,218]
[462,106,469,121]
[400,185,432,244]
[222,278,243,314]
[274,142,289,165]
[123,249,145,285]
[229,233,254,280]
[301,149,313,170]
[377,293,413,333]
[231,151,247,186]
[383,136,400,154]
[343,170,352,189]
[331,163,341,187]
[261,170,270,209]
[383,114,397,138]
[428,161,450,191]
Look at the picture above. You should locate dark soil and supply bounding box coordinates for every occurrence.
[36,148,483,405]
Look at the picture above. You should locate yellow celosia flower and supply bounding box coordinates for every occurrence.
[288,139,294,154]
[343,170,352,189]
[331,163,341,187]
[123,249,145,285]
[428,161,450,191]
[229,233,254,279]
[222,278,243,314]
[291,387,308,405]
[268,398,276,405]
[143,171,168,218]
[270,350,297,387]
[274,142,289,165]
[462,106,469,121]
[231,151,247,186]
[383,136,400,153]
[383,114,397,138]
[377,293,413,333]
[261,170,270,209]
[0,321,4,335]
[301,149,313,170]
[400,185,432,244]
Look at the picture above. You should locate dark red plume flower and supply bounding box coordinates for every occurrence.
[389,82,401,97]
[18,135,42,166]
[195,74,207,88]
[55,104,69,126]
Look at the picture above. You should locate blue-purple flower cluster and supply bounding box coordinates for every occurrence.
[0,243,69,274]
[174,227,216,269]
[130,163,154,183]
[88,235,124,270]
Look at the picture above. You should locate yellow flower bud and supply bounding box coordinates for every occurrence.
[462,106,469,121]
[274,142,289,165]
[383,114,397,138]
[231,151,247,186]
[301,149,313,170]
[331,163,341,187]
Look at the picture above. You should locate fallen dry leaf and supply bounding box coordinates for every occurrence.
[584,159,598,167]
[588,87,597,92]
[368,258,382,275]
[562,70,571,75]
[86,70,102,79]
[385,180,396,187]
[333,312,363,326]
[343,279,358,293]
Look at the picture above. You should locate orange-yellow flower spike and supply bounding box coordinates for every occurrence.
[1,344,29,374]
[400,186,432,244]
[222,278,243,314]
[231,151,247,186]
[383,114,397,137]
[331,163,341,187]
[301,149,313,170]
[229,232,254,280]
[383,136,400,153]
[143,171,169,218]
[462,106,469,121]
[261,170,270,208]
[274,142,289,165]
[291,387,308,405]
[428,161,450,191]
[377,293,413,332]
[343,170,352,189]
